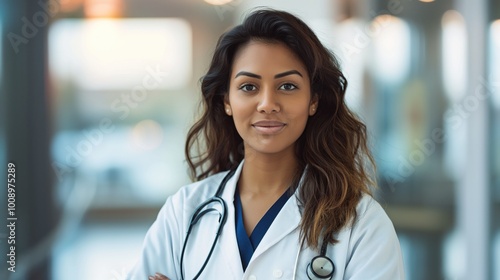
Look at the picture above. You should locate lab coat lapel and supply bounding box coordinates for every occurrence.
[250,194,302,262]
[249,166,308,262]
[215,161,304,276]
[217,161,245,278]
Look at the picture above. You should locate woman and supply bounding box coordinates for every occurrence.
[128,9,404,280]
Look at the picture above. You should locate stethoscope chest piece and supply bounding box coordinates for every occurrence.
[306,255,335,280]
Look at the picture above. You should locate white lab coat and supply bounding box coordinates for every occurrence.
[127,160,405,280]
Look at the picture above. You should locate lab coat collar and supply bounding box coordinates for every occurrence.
[218,160,304,274]
[217,160,245,278]
[249,194,302,263]
[219,159,244,204]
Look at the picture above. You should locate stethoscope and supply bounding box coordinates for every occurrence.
[179,168,335,280]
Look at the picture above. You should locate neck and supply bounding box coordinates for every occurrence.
[239,147,299,196]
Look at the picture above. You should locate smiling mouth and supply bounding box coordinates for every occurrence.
[251,122,286,134]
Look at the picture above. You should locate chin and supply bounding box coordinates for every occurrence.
[244,142,295,157]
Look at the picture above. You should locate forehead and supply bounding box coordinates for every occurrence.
[231,40,308,77]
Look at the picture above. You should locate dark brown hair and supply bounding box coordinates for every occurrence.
[185,9,375,248]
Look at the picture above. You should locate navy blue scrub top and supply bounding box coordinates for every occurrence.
[234,189,291,271]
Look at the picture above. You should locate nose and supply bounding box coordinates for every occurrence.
[256,87,280,114]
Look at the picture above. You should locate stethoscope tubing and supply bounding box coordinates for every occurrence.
[179,168,334,280]
[179,169,235,280]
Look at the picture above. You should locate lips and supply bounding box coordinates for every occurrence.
[251,120,286,134]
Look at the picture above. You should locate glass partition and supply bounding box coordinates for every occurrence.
[48,17,196,278]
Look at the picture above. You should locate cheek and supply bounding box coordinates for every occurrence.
[231,102,253,119]
[229,94,253,115]
[228,97,250,128]
[293,111,310,129]
[289,106,312,133]
[289,100,312,119]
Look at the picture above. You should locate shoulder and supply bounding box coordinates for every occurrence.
[355,194,391,223]
[168,170,230,207]
[340,194,405,278]
[154,169,234,227]
[350,194,396,235]
[149,170,232,240]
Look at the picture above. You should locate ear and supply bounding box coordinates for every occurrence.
[223,94,232,116]
[309,94,319,116]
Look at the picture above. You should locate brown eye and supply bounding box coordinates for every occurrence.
[240,84,257,92]
[279,83,298,91]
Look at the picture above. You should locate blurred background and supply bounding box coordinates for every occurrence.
[0,0,498,279]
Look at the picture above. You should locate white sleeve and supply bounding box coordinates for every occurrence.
[126,195,183,280]
[344,200,405,280]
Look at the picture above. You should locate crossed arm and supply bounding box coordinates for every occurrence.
[148,272,170,280]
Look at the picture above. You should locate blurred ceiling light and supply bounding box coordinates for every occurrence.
[204,0,233,5]
[419,0,435,2]
[49,18,192,90]
[492,19,500,32]
[441,10,467,103]
[84,0,123,18]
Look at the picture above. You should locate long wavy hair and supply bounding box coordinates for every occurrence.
[185,9,375,248]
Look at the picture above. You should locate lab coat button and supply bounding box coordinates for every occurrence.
[273,269,283,278]
[248,275,257,280]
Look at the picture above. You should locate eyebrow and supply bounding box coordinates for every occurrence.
[234,70,303,79]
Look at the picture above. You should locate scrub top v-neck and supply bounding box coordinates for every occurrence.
[234,189,291,271]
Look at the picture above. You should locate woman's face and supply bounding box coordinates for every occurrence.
[225,40,317,158]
